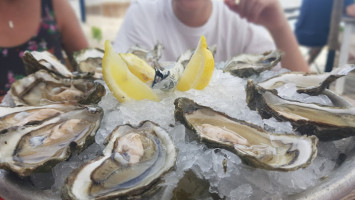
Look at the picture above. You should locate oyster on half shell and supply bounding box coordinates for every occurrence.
[174,98,318,171]
[9,70,105,106]
[246,65,355,141]
[248,89,355,141]
[256,65,355,95]
[62,121,177,200]
[223,50,282,78]
[22,51,74,78]
[72,48,104,79]
[0,104,103,176]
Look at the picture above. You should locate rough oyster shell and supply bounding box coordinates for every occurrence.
[62,121,177,200]
[248,88,355,141]
[223,50,282,78]
[246,65,355,141]
[22,51,97,79]
[152,49,193,91]
[127,43,164,66]
[22,51,74,78]
[9,70,105,106]
[174,97,318,171]
[72,48,104,79]
[256,65,355,95]
[0,104,103,176]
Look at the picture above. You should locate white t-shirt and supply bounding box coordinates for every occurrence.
[114,0,276,62]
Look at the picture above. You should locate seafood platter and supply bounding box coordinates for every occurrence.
[1,36,355,200]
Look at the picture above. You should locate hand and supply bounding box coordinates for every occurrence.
[224,0,287,32]
[346,4,355,17]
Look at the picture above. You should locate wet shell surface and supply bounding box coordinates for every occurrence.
[0,104,103,176]
[223,50,282,78]
[9,70,105,106]
[62,121,177,200]
[174,97,318,171]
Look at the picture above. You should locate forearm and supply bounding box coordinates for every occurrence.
[269,20,309,72]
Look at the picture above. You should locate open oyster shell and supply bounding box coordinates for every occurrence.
[9,70,105,106]
[0,104,103,176]
[223,50,282,78]
[174,98,318,171]
[72,48,104,79]
[246,65,355,141]
[62,121,177,200]
[22,51,98,79]
[152,49,193,91]
[22,51,74,78]
[248,89,355,141]
[127,43,164,66]
[256,65,355,95]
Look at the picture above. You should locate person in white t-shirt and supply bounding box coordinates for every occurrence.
[114,0,308,72]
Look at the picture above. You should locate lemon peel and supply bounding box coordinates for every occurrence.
[102,41,159,102]
[176,35,215,91]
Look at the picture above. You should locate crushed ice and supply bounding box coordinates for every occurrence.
[3,67,354,199]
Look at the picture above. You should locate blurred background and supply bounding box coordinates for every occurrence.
[68,0,316,69]
[69,0,354,102]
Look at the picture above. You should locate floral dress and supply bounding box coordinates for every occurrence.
[0,0,64,100]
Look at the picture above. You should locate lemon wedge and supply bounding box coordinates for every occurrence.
[120,53,156,83]
[176,36,215,91]
[102,41,159,102]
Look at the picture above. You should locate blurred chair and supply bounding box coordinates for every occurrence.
[294,0,334,68]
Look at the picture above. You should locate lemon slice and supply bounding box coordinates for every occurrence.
[102,41,159,102]
[120,53,155,83]
[176,36,215,91]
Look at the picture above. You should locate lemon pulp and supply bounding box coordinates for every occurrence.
[120,53,155,83]
[102,41,159,102]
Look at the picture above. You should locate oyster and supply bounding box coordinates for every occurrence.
[174,98,318,171]
[0,104,103,176]
[246,65,355,141]
[256,65,355,95]
[22,51,74,78]
[223,50,282,78]
[72,48,104,79]
[9,70,105,106]
[127,43,164,66]
[152,49,193,91]
[62,121,177,200]
[248,89,355,141]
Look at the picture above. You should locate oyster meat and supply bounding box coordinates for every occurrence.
[223,50,282,78]
[72,48,104,79]
[174,98,318,171]
[62,121,177,200]
[0,104,103,176]
[9,70,105,106]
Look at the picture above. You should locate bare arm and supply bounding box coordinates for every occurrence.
[52,0,88,56]
[225,0,309,72]
[346,4,355,17]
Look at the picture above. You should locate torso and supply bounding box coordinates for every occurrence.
[0,0,41,47]
[0,0,64,96]
[114,0,275,62]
